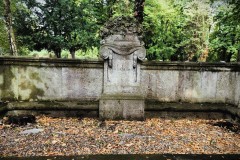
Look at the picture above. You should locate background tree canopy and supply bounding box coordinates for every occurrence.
[0,0,239,61]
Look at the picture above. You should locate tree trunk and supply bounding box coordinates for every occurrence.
[54,48,61,58]
[237,49,240,62]
[134,0,145,24]
[219,48,226,62]
[3,0,18,56]
[70,48,75,59]
[225,53,232,62]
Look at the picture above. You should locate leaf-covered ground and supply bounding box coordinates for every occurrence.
[0,115,239,157]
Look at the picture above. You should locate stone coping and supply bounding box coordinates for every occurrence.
[1,101,239,120]
[1,154,240,160]
[141,61,240,71]
[0,56,103,68]
[0,57,240,71]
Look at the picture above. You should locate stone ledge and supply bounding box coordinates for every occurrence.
[0,56,103,68]
[0,101,99,112]
[146,101,240,120]
[141,61,240,71]
[1,101,240,120]
[100,94,144,100]
[5,110,98,118]
[1,57,240,71]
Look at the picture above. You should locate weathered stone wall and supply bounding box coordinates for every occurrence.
[0,57,239,108]
[141,62,240,108]
[0,57,103,102]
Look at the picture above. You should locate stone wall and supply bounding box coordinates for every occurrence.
[141,62,240,108]
[0,57,239,110]
[0,57,103,102]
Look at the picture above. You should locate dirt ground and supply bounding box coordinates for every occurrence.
[0,114,239,157]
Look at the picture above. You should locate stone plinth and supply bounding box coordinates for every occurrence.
[99,16,146,120]
[99,95,144,120]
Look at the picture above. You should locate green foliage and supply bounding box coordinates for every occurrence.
[76,47,99,59]
[21,48,99,59]
[209,1,240,62]
[92,0,134,24]
[30,49,50,57]
[143,0,185,61]
[14,0,99,58]
[18,46,31,56]
[0,19,9,55]
[0,0,239,61]
[182,0,212,61]
[143,0,221,62]
[111,0,134,17]
[0,0,14,55]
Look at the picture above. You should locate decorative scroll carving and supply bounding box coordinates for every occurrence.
[99,41,146,68]
[100,45,113,68]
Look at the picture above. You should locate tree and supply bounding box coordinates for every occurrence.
[13,0,39,55]
[8,0,239,61]
[181,0,212,62]
[3,0,17,56]
[134,0,145,23]
[0,1,9,55]
[209,0,240,62]
[143,0,214,62]
[15,0,99,58]
[143,0,185,61]
[0,22,9,55]
[59,0,99,58]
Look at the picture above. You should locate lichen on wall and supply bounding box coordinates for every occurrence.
[0,66,18,101]
[17,65,103,101]
[18,67,45,101]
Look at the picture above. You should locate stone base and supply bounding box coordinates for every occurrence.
[99,95,145,120]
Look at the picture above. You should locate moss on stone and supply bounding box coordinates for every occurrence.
[18,67,45,100]
[1,66,16,100]
[19,81,45,100]
[19,81,29,90]
[29,85,45,100]
[29,72,42,82]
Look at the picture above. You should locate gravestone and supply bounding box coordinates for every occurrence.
[99,16,146,120]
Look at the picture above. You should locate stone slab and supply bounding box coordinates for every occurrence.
[20,128,44,134]
[99,98,144,120]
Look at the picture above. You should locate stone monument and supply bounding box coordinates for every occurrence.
[99,16,146,120]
